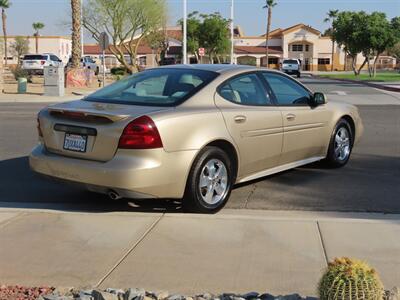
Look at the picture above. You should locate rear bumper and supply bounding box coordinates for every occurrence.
[23,68,44,75]
[29,144,197,199]
[282,69,300,74]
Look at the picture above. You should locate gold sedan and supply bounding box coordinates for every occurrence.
[30,65,363,213]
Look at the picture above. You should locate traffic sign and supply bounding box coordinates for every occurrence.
[99,32,109,52]
[198,48,205,57]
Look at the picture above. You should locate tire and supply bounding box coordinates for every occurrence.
[95,67,100,75]
[325,119,353,168]
[183,146,234,213]
[297,72,301,78]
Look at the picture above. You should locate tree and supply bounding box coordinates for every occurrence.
[324,9,338,71]
[32,22,45,54]
[71,0,82,68]
[263,0,277,68]
[10,36,29,65]
[333,11,370,75]
[388,42,400,60]
[145,27,168,66]
[0,0,11,66]
[178,11,201,62]
[198,13,230,63]
[83,0,166,73]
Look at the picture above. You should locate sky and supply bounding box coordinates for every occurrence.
[4,0,400,41]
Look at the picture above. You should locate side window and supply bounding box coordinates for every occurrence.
[262,73,311,105]
[219,73,270,106]
[50,55,59,61]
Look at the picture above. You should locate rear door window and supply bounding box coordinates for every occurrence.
[218,73,271,106]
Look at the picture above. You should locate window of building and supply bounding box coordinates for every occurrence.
[291,44,303,52]
[268,57,279,64]
[305,44,310,52]
[318,58,330,65]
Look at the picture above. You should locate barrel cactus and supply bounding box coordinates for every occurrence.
[318,257,384,300]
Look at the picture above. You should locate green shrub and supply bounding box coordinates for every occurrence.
[110,67,127,76]
[319,257,384,300]
[12,67,29,80]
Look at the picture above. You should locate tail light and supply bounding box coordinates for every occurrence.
[118,116,163,149]
[40,60,46,65]
[37,117,43,137]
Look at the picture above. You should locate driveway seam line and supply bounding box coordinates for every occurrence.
[0,212,26,230]
[316,221,328,267]
[241,184,257,209]
[95,213,165,288]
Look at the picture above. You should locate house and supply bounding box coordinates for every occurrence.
[1,35,72,65]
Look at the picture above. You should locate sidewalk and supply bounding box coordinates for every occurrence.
[0,208,399,297]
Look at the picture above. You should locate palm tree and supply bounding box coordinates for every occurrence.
[324,9,339,72]
[263,0,277,68]
[32,22,45,54]
[0,0,11,66]
[70,0,82,68]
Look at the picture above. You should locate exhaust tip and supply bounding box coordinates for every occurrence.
[108,190,122,200]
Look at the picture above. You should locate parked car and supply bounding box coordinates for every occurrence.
[67,56,99,75]
[159,57,176,65]
[22,53,63,75]
[30,65,363,213]
[281,59,301,78]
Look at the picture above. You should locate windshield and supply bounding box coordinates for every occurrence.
[283,60,299,64]
[85,68,218,106]
[23,55,47,60]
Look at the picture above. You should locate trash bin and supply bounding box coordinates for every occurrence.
[17,77,27,94]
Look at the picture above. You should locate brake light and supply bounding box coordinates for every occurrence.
[40,60,46,65]
[118,116,163,149]
[37,117,43,137]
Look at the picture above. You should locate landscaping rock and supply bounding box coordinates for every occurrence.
[387,287,400,300]
[241,292,259,300]
[156,291,169,300]
[126,288,146,300]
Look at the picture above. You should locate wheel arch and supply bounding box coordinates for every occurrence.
[341,115,356,144]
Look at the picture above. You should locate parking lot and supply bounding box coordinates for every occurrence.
[0,76,399,213]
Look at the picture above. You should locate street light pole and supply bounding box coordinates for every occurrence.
[230,0,234,64]
[183,0,187,64]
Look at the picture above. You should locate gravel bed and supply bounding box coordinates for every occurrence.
[0,286,398,300]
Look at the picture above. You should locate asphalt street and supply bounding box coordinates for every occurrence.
[0,77,399,213]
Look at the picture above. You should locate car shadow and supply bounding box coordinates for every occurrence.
[0,156,182,213]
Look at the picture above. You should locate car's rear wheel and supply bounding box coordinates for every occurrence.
[183,146,233,213]
[325,119,353,168]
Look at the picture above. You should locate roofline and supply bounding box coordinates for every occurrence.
[0,35,71,40]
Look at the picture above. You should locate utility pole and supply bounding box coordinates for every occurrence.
[183,0,187,64]
[230,0,234,64]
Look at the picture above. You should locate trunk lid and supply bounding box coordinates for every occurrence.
[40,100,171,162]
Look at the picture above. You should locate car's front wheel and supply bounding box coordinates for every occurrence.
[183,146,234,213]
[325,119,353,168]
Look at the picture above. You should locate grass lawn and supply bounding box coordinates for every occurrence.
[320,72,400,82]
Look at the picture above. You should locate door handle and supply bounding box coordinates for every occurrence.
[234,115,247,123]
[286,113,296,121]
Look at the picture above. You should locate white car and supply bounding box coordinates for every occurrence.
[281,59,301,78]
[22,53,63,75]
[67,56,99,75]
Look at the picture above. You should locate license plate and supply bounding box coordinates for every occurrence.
[63,133,87,152]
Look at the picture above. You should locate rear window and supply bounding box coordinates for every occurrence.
[283,60,299,64]
[85,68,218,106]
[23,55,47,60]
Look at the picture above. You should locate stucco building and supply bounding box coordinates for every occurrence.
[83,24,397,71]
[1,36,72,65]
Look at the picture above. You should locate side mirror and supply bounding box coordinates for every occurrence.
[312,92,327,106]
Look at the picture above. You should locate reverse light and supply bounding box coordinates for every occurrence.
[118,116,163,149]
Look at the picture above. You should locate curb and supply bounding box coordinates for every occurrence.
[312,75,400,93]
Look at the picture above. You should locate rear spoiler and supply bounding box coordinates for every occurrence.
[48,108,129,123]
